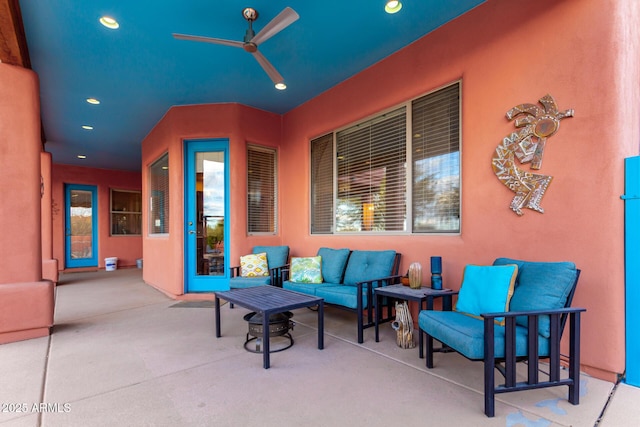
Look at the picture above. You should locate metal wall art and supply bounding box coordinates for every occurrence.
[492,94,574,215]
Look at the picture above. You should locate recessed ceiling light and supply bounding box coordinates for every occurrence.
[82,125,94,130]
[275,82,287,90]
[99,16,119,29]
[77,155,87,159]
[86,98,100,105]
[385,1,403,14]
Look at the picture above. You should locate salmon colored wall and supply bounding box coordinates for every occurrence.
[279,0,639,381]
[0,63,54,343]
[51,164,142,269]
[141,103,282,296]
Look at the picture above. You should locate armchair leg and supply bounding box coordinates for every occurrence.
[484,362,496,417]
[426,333,434,368]
[484,318,496,417]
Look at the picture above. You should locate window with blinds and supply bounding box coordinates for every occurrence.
[247,145,277,234]
[336,107,407,232]
[412,83,460,233]
[311,134,334,234]
[310,81,460,235]
[149,153,169,234]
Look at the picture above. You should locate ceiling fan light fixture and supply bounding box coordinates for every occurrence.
[99,16,119,29]
[275,82,287,90]
[385,1,403,14]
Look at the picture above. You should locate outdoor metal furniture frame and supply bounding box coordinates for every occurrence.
[214,286,324,369]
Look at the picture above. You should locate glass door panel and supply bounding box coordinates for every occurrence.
[185,140,229,292]
[65,184,98,268]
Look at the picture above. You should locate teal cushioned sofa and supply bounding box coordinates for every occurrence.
[283,248,401,343]
[418,258,584,417]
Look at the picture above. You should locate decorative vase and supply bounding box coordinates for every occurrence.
[408,262,422,289]
[431,256,443,290]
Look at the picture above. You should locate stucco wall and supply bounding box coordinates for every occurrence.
[278,0,639,381]
[141,103,282,296]
[0,63,54,343]
[51,164,142,269]
[136,0,639,380]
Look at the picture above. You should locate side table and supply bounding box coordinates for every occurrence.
[374,284,456,358]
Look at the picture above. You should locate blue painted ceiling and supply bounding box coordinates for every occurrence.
[19,0,485,171]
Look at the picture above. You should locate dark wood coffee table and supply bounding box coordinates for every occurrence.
[214,286,324,369]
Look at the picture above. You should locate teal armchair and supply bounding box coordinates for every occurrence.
[418,258,585,417]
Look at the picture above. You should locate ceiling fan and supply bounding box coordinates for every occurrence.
[173,7,299,89]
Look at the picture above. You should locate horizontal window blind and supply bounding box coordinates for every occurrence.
[247,145,277,234]
[311,133,334,234]
[412,82,460,232]
[149,153,169,234]
[336,107,407,232]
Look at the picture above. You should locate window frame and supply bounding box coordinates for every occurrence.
[310,81,461,236]
[148,152,170,236]
[247,144,278,235]
[110,188,142,236]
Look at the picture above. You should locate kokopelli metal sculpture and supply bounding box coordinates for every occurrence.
[492,94,573,215]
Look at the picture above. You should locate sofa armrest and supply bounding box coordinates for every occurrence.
[229,265,240,278]
[355,274,402,289]
[269,264,289,287]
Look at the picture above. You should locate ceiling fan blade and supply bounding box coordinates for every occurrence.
[251,50,284,84]
[173,33,244,49]
[251,7,299,45]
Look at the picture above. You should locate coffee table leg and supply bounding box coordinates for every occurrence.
[215,296,221,338]
[263,310,270,369]
[317,302,324,350]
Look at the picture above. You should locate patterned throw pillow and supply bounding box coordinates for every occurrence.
[240,252,269,277]
[290,256,323,283]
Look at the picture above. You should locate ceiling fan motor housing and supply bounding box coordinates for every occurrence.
[242,8,258,21]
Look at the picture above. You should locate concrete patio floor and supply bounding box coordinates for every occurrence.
[0,268,637,426]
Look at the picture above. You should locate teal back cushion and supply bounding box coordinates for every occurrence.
[317,247,351,284]
[493,258,578,337]
[253,246,289,270]
[343,250,396,286]
[454,264,518,325]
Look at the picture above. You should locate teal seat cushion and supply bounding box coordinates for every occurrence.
[493,258,577,337]
[282,281,338,295]
[317,247,350,284]
[253,245,289,270]
[315,285,370,309]
[418,310,550,360]
[229,276,271,289]
[455,264,518,325]
[342,250,396,286]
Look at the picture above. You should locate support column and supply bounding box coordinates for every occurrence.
[0,62,54,344]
